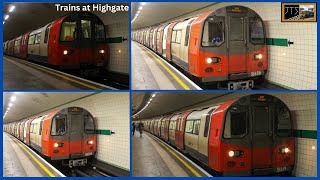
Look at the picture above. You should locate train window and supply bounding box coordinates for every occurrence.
[185,19,195,46]
[51,116,66,136]
[276,108,291,137]
[35,34,41,44]
[171,30,177,42]
[81,20,92,39]
[185,120,194,133]
[84,115,95,134]
[175,30,182,44]
[230,17,244,41]
[39,121,43,135]
[202,17,224,47]
[95,24,105,40]
[14,39,20,46]
[204,108,216,137]
[172,121,176,130]
[44,25,51,43]
[28,35,35,45]
[249,17,265,44]
[60,21,77,41]
[193,120,201,135]
[224,107,247,138]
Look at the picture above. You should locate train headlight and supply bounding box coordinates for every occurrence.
[228,151,235,157]
[206,57,221,64]
[228,150,244,157]
[254,54,263,60]
[54,142,64,148]
[99,49,105,54]
[279,147,290,154]
[87,140,94,145]
[63,50,72,55]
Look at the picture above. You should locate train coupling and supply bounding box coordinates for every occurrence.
[228,80,254,90]
[69,158,88,168]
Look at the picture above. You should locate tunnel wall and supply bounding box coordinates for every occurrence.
[169,2,316,90]
[17,92,130,171]
[96,9,129,75]
[184,92,316,176]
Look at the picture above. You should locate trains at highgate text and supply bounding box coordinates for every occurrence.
[4,107,96,168]
[3,12,108,75]
[132,6,267,89]
[142,94,294,176]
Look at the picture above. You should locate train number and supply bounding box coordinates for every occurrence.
[250,71,262,77]
[276,166,288,173]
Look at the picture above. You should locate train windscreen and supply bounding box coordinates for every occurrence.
[60,21,77,41]
[249,17,265,44]
[95,24,106,40]
[275,107,292,137]
[223,106,248,138]
[84,114,95,134]
[202,17,224,47]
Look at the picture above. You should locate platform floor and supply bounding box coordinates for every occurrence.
[132,41,201,90]
[3,132,64,177]
[3,56,108,90]
[132,131,211,177]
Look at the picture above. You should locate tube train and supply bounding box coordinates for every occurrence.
[3,12,108,74]
[142,94,294,176]
[3,107,96,168]
[132,6,267,89]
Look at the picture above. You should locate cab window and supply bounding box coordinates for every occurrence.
[51,116,66,135]
[60,21,77,41]
[202,17,224,47]
[249,17,265,44]
[95,24,105,40]
[81,20,92,39]
[276,108,292,137]
[84,115,95,134]
[224,106,247,138]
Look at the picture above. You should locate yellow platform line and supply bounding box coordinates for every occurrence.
[155,137,201,177]
[141,45,191,90]
[20,61,102,90]
[12,137,56,177]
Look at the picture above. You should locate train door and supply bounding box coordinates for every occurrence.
[175,113,188,150]
[227,16,248,74]
[68,111,83,155]
[163,24,171,57]
[166,22,178,60]
[24,120,29,142]
[78,19,95,65]
[40,24,52,59]
[251,104,273,169]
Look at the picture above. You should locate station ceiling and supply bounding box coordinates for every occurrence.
[3,92,94,123]
[3,2,128,41]
[132,92,230,119]
[131,2,216,30]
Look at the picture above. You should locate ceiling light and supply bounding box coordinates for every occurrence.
[137,10,141,14]
[4,15,9,20]
[10,96,16,102]
[9,5,15,13]
[141,2,146,5]
[139,6,143,10]
[9,103,13,107]
[3,21,4,24]
[152,93,156,97]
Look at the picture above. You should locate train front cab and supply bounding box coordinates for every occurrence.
[209,94,294,176]
[50,12,107,72]
[44,107,97,167]
[189,6,267,86]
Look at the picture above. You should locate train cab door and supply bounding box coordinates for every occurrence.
[40,24,52,60]
[227,15,248,74]
[68,111,83,155]
[175,113,188,150]
[78,18,95,66]
[251,104,274,169]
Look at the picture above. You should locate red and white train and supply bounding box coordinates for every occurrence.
[142,94,294,176]
[132,6,267,89]
[4,107,96,168]
[3,12,108,73]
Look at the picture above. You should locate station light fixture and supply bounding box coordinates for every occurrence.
[9,5,15,13]
[138,6,143,10]
[3,21,5,24]
[4,14,9,20]
[141,2,146,5]
[10,96,16,102]
[8,103,13,107]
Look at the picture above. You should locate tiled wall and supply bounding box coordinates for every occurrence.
[187,92,317,176]
[18,92,130,170]
[170,2,317,90]
[97,6,129,75]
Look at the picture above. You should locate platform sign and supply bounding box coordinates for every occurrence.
[281,2,317,22]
